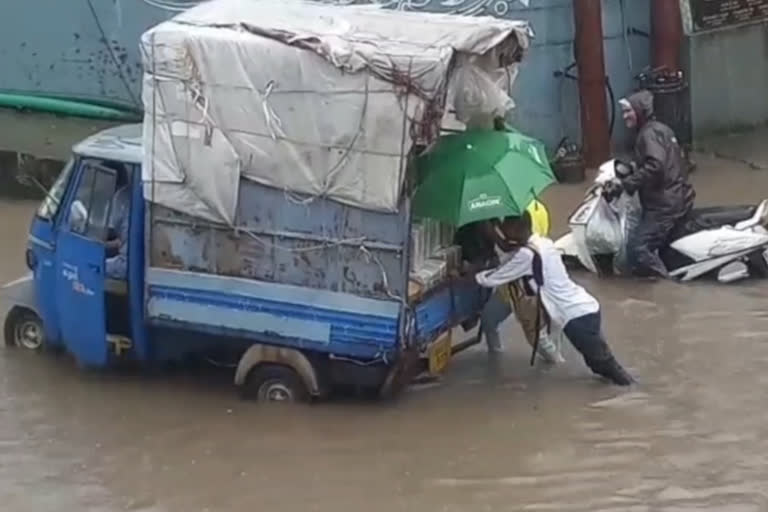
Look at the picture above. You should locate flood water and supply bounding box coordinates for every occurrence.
[2,153,768,511]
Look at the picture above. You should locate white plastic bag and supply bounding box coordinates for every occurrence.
[613,193,642,273]
[451,63,514,125]
[585,198,623,254]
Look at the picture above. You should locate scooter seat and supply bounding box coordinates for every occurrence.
[690,205,756,229]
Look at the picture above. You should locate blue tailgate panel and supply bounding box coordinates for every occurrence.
[413,280,486,344]
[145,268,400,359]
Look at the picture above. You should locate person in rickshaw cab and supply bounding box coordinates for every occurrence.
[473,212,635,386]
[105,169,131,280]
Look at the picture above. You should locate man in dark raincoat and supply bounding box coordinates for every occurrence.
[614,89,695,278]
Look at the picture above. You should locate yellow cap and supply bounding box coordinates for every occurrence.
[527,199,550,237]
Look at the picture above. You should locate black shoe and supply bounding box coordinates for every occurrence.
[602,364,636,386]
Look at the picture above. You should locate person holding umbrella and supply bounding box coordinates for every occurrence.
[474,212,635,386]
[415,128,563,360]
[454,205,564,362]
[413,127,633,384]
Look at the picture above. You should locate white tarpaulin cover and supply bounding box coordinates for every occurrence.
[140,0,532,223]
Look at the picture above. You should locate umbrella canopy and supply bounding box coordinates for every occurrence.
[413,130,555,227]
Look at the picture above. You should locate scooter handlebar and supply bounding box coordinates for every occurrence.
[614,159,635,179]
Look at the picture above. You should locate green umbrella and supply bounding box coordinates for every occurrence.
[413,129,555,227]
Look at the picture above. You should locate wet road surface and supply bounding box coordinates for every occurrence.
[2,153,768,511]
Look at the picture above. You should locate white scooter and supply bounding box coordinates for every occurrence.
[555,159,768,283]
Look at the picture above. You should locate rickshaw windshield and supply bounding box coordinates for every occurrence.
[36,158,75,221]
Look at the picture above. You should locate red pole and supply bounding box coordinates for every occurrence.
[651,0,683,70]
[573,0,610,168]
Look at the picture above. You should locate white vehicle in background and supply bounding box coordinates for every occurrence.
[555,159,768,284]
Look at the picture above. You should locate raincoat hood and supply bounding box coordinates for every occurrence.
[621,89,655,126]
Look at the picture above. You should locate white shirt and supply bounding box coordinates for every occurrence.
[108,186,130,232]
[476,234,599,328]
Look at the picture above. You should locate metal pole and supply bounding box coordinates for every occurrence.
[573,0,610,168]
[651,0,683,70]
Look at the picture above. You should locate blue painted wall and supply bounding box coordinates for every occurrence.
[500,0,651,148]
[0,0,650,149]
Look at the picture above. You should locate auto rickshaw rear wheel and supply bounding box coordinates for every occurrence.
[242,364,309,403]
[4,308,45,351]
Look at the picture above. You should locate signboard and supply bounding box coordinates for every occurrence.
[688,0,768,32]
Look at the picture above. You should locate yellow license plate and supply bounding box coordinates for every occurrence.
[428,332,452,376]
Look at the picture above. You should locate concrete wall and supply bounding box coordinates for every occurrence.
[503,0,650,148]
[0,0,650,150]
[0,0,171,109]
[684,21,768,139]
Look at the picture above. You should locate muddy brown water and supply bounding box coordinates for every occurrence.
[2,154,768,511]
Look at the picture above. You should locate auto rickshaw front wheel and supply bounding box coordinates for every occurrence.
[4,307,45,351]
[241,363,310,403]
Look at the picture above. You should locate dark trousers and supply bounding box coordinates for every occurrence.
[626,212,678,278]
[563,311,622,377]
